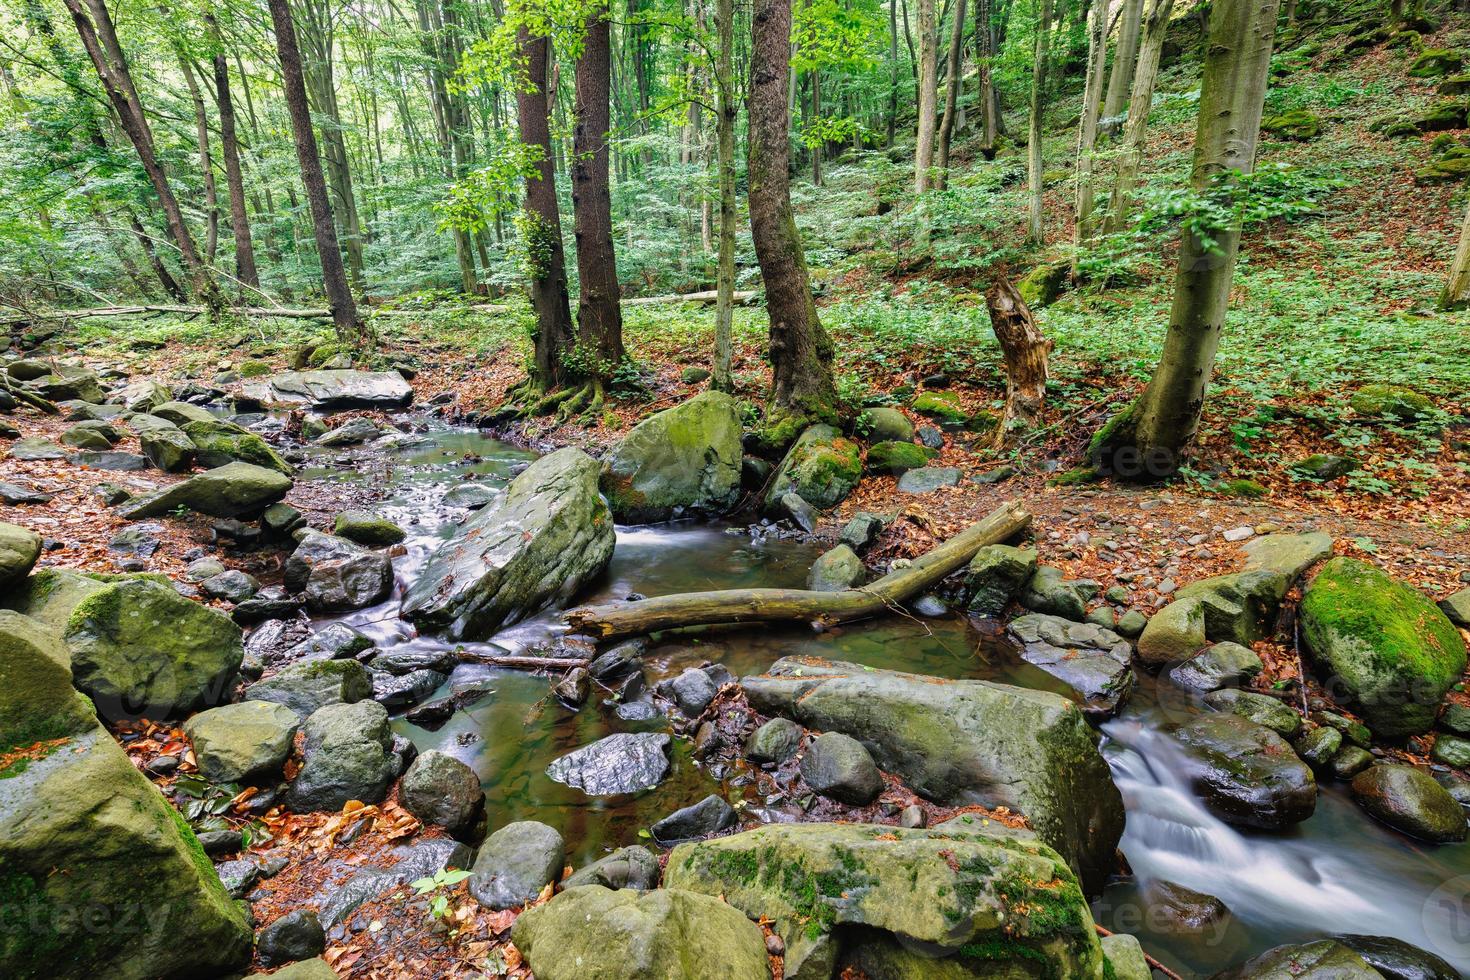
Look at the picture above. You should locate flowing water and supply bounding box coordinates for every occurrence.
[298,421,1470,977]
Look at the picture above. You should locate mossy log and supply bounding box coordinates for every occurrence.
[565,501,1031,639]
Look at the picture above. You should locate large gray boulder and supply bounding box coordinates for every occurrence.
[286,700,396,811]
[181,419,293,475]
[245,658,373,720]
[599,391,742,523]
[546,732,672,796]
[399,750,484,836]
[401,448,615,639]
[0,521,41,588]
[741,657,1123,892]
[512,885,770,980]
[244,369,413,410]
[469,821,564,909]
[666,823,1106,980]
[116,461,292,520]
[1007,612,1135,716]
[183,700,299,783]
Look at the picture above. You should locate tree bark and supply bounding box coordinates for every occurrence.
[975,0,999,157]
[914,0,940,191]
[515,28,575,389]
[571,1,626,382]
[749,0,839,445]
[887,0,899,147]
[713,0,737,392]
[1093,0,1281,481]
[1102,0,1145,121]
[178,57,219,266]
[1026,0,1053,244]
[1073,0,1109,250]
[986,278,1051,447]
[267,0,362,344]
[209,16,260,293]
[567,503,1031,638]
[1099,0,1176,236]
[1441,197,1470,309]
[935,0,968,189]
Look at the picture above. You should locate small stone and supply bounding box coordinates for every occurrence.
[1222,526,1254,542]
[799,731,883,805]
[665,667,718,717]
[1295,726,1342,770]
[553,667,591,708]
[746,717,803,765]
[898,804,927,829]
[257,909,326,968]
[1431,734,1470,769]
[650,794,736,846]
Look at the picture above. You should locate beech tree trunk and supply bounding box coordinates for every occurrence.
[1441,197,1470,309]
[178,57,219,266]
[1026,0,1053,244]
[1100,0,1177,236]
[888,0,899,147]
[914,0,939,192]
[976,0,999,157]
[1102,0,1145,120]
[749,0,839,444]
[935,0,969,189]
[986,278,1052,447]
[1093,0,1281,481]
[713,0,737,391]
[571,2,626,380]
[515,28,575,389]
[267,0,362,343]
[209,15,260,293]
[1073,0,1109,249]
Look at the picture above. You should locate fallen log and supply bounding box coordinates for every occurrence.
[623,289,758,306]
[565,501,1031,640]
[457,652,590,671]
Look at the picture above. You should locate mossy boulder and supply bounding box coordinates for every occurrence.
[0,522,42,589]
[183,700,300,784]
[1439,73,1470,96]
[1350,383,1434,420]
[245,658,373,720]
[1302,558,1466,738]
[763,424,862,512]
[861,406,914,442]
[1263,109,1321,140]
[1215,940,1384,979]
[1173,714,1317,830]
[62,578,244,722]
[1417,155,1470,183]
[139,425,196,473]
[333,511,406,546]
[964,544,1038,616]
[1016,260,1071,307]
[181,419,293,475]
[741,658,1123,893]
[512,885,770,980]
[864,440,935,474]
[0,610,96,754]
[150,400,216,426]
[665,823,1106,980]
[1408,48,1463,78]
[910,390,968,426]
[285,700,396,811]
[807,544,865,591]
[1351,764,1466,842]
[115,461,292,520]
[1414,99,1470,132]
[599,390,742,523]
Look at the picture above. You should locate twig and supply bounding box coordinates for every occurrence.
[1093,924,1184,980]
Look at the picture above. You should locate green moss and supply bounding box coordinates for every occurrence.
[865,440,935,473]
[1409,48,1463,78]
[911,391,967,425]
[1218,478,1268,498]
[1349,383,1435,419]
[237,360,272,378]
[1263,109,1321,140]
[1047,467,1100,487]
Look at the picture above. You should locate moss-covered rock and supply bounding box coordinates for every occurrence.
[181,419,293,475]
[1416,156,1470,183]
[665,823,1106,980]
[1302,558,1467,738]
[183,700,299,783]
[1369,114,1421,138]
[1262,109,1321,140]
[1017,260,1071,307]
[0,522,41,589]
[115,461,293,520]
[911,390,969,426]
[807,544,864,592]
[0,610,95,754]
[861,406,914,442]
[864,440,935,473]
[763,424,863,512]
[1214,940,1383,979]
[1414,99,1470,132]
[599,390,742,523]
[964,544,1038,617]
[139,425,197,473]
[1351,764,1466,842]
[1408,48,1463,78]
[333,511,406,546]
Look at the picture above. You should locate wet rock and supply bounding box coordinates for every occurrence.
[370,668,444,710]
[261,502,306,538]
[400,750,484,836]
[807,544,864,591]
[0,521,42,587]
[1313,709,1373,748]
[8,437,67,461]
[402,448,615,639]
[801,731,883,805]
[469,821,565,909]
[1172,713,1316,830]
[231,588,304,625]
[1171,569,1291,647]
[244,369,414,410]
[284,532,394,612]
[1330,745,1374,781]
[314,418,381,446]
[286,700,396,811]
[588,638,645,683]
[910,594,948,616]
[1302,558,1467,738]
[512,884,769,980]
[1351,764,1466,842]
[1019,565,1088,621]
[1203,689,1302,738]
[257,909,326,968]
[196,828,242,855]
[664,667,718,717]
[1137,596,1208,666]
[1101,933,1151,980]
[317,839,473,929]
[1294,726,1342,770]
[545,732,671,796]
[216,858,260,899]
[964,544,1038,616]
[181,418,293,474]
[1008,612,1135,716]
[562,845,660,890]
[763,424,862,512]
[1333,934,1460,980]
[367,646,453,674]
[1144,879,1232,933]
[666,823,1105,980]
[200,569,260,603]
[1169,641,1264,692]
[742,657,1121,892]
[1440,587,1470,627]
[650,793,737,846]
[183,700,299,783]
[837,512,885,553]
[1431,733,1470,768]
[746,717,803,765]
[333,510,406,546]
[1213,939,1382,978]
[441,482,498,509]
[0,480,54,505]
[117,461,292,520]
[552,666,590,707]
[600,390,742,523]
[896,465,961,493]
[777,491,819,532]
[246,658,373,720]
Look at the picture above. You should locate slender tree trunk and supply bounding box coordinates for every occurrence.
[267,0,362,343]
[1102,0,1145,120]
[1073,0,1109,251]
[571,2,626,382]
[914,0,940,191]
[209,16,259,293]
[714,0,737,391]
[515,28,575,389]
[1093,0,1281,480]
[887,0,899,147]
[750,0,839,445]
[417,0,478,294]
[987,278,1051,447]
[1099,0,1176,236]
[1441,197,1470,309]
[811,69,822,185]
[178,57,219,266]
[935,0,968,188]
[976,0,999,156]
[1026,0,1053,244]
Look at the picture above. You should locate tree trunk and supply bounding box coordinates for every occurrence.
[209,16,259,293]
[713,0,737,392]
[571,2,626,383]
[986,278,1052,447]
[914,0,939,192]
[416,0,478,294]
[1441,197,1470,309]
[976,0,999,156]
[887,0,899,147]
[267,0,362,344]
[1027,0,1053,244]
[1073,0,1109,250]
[516,28,575,389]
[178,57,219,266]
[1102,0,1145,120]
[1099,0,1176,236]
[935,0,968,189]
[1093,0,1281,481]
[749,0,839,445]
